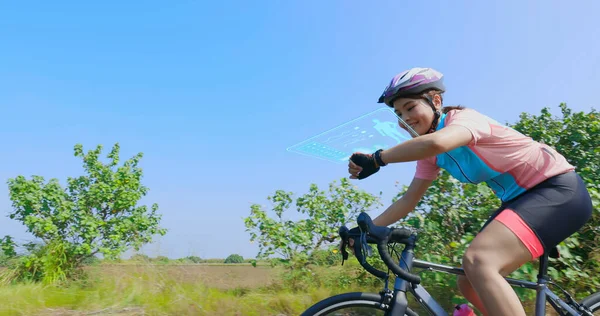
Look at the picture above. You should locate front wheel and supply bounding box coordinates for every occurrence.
[580,291,600,314]
[300,292,417,316]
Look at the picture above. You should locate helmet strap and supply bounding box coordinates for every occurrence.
[428,111,441,134]
[423,95,441,134]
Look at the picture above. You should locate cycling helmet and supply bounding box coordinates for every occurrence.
[377,67,446,134]
[377,67,445,107]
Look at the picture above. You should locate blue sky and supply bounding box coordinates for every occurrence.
[1,0,599,259]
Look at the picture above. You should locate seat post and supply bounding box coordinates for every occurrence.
[537,253,549,281]
[535,252,551,314]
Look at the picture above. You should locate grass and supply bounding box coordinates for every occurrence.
[0,261,551,315]
[0,263,369,316]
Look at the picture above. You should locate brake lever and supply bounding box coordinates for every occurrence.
[340,240,349,265]
[359,232,372,263]
[338,226,350,266]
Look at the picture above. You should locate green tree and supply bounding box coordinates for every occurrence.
[508,103,600,294]
[3,143,167,284]
[244,178,382,268]
[0,236,18,268]
[0,236,17,258]
[224,254,244,264]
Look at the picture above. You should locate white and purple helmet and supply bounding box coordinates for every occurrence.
[377,67,445,107]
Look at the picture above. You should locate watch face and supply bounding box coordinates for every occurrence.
[287,108,412,164]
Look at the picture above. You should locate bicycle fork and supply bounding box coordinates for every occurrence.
[386,236,422,316]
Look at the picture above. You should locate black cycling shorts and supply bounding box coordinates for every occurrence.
[481,171,593,258]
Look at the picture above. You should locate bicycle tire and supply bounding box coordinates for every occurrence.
[580,291,600,313]
[300,292,418,316]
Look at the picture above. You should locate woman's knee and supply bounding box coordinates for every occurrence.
[462,247,489,275]
[462,220,533,276]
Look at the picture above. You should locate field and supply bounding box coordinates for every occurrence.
[0,262,562,315]
[96,264,279,290]
[0,263,352,316]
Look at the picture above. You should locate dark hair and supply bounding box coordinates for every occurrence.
[442,105,465,113]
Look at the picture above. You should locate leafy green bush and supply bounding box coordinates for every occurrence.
[153,256,170,264]
[2,143,167,284]
[224,254,244,264]
[1,240,84,285]
[185,256,202,263]
[130,254,151,263]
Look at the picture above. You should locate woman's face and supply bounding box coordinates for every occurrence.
[392,97,437,136]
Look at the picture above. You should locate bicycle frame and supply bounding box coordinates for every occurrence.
[384,239,583,316]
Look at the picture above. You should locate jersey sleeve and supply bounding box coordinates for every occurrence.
[415,157,440,180]
[445,109,493,145]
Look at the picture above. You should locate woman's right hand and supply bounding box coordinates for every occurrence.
[348,159,363,179]
[348,152,380,179]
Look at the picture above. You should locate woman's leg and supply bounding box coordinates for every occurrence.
[459,219,533,316]
[457,275,487,314]
[458,171,593,315]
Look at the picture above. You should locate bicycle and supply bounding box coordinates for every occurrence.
[301,212,600,316]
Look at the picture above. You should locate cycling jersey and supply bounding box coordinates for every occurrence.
[414,109,575,202]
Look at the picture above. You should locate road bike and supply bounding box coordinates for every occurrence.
[301,212,600,315]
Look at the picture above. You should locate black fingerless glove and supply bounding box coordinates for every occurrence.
[350,149,386,180]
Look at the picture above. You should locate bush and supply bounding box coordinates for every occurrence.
[1,241,83,285]
[184,256,202,263]
[224,254,244,264]
[130,254,151,263]
[310,248,339,266]
[153,256,170,264]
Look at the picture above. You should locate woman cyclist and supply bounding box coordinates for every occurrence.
[348,67,593,316]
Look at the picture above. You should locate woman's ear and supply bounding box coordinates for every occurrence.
[433,94,443,110]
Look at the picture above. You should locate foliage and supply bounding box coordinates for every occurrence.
[508,103,600,295]
[153,256,170,264]
[309,247,340,266]
[1,236,17,258]
[224,254,244,264]
[244,178,382,270]
[0,240,85,285]
[184,256,202,264]
[81,255,101,266]
[3,143,167,284]
[0,236,18,268]
[130,254,151,263]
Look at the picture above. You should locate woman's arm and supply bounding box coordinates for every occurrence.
[380,125,473,164]
[372,177,434,226]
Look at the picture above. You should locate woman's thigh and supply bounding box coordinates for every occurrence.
[463,219,532,276]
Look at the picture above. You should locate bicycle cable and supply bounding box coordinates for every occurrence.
[388,242,411,273]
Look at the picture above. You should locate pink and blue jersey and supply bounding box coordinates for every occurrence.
[415,109,574,202]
